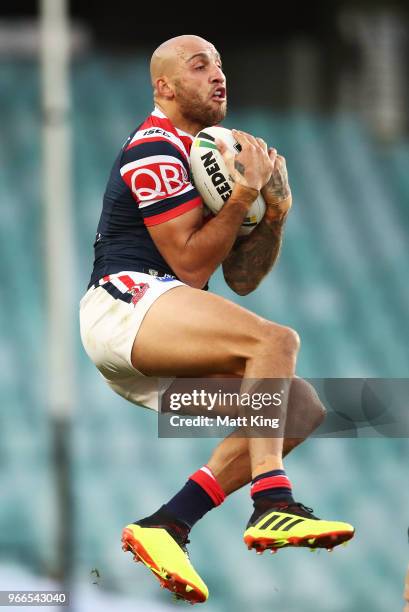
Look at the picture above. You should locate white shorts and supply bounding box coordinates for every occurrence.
[79,271,185,411]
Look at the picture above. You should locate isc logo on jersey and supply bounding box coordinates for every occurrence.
[130,162,190,202]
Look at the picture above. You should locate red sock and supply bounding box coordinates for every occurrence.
[189,465,226,506]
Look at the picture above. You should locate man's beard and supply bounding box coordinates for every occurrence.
[174,80,227,128]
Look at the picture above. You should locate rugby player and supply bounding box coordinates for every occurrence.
[80,34,354,604]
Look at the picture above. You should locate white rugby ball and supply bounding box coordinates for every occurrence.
[190,126,266,235]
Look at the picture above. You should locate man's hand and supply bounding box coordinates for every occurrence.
[216,129,273,192]
[257,142,292,222]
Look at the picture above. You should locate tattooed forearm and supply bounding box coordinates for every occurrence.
[222,216,285,295]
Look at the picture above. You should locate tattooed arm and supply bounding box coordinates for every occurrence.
[222,214,287,295]
[222,144,292,295]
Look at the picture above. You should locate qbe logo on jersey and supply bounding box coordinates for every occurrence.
[131,161,190,202]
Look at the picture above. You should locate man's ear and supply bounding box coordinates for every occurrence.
[156,77,174,100]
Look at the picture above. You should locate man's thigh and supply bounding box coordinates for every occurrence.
[131,285,270,377]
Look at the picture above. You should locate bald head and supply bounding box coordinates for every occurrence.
[149,34,226,134]
[150,35,218,86]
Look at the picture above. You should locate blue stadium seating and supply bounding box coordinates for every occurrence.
[0,57,408,612]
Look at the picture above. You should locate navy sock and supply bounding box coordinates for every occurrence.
[248,469,295,523]
[164,480,216,528]
[139,466,226,531]
[251,469,294,506]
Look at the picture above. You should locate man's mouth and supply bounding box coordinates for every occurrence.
[211,87,226,102]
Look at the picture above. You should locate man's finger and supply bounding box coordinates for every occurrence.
[268,147,278,163]
[232,129,254,148]
[256,137,268,153]
[238,130,260,147]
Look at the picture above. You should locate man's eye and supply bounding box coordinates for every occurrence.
[195,65,205,70]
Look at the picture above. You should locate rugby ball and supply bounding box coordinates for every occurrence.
[190,126,266,235]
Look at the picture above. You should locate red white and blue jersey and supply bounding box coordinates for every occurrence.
[88,108,203,288]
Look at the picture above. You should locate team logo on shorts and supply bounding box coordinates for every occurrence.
[128,282,149,305]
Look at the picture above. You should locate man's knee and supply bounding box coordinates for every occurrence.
[256,321,300,359]
[304,380,326,425]
[291,378,327,426]
[309,393,326,427]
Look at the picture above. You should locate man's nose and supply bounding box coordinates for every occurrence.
[210,65,225,84]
